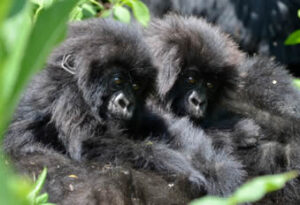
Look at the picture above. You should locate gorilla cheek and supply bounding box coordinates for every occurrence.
[107,91,135,120]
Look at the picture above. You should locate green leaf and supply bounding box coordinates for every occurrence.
[113,5,131,23]
[128,0,150,27]
[0,0,32,134]
[40,203,56,205]
[70,6,83,21]
[190,196,230,205]
[28,168,48,201]
[232,171,298,203]
[35,193,49,204]
[190,172,298,205]
[100,9,112,18]
[0,160,32,205]
[285,29,300,45]
[81,3,97,19]
[30,0,54,8]
[8,0,27,18]
[293,79,300,88]
[11,0,78,126]
[89,0,104,10]
[0,0,11,26]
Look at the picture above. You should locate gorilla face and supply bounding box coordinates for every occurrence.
[105,69,142,121]
[79,63,148,123]
[166,66,219,120]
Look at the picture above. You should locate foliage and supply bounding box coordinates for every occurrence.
[190,171,298,205]
[0,0,78,204]
[31,0,150,27]
[0,0,298,205]
[294,79,300,88]
[28,168,55,205]
[285,9,300,45]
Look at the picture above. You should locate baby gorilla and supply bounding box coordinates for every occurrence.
[146,14,300,203]
[145,14,255,147]
[145,14,248,196]
[4,18,211,204]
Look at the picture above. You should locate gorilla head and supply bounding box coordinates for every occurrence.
[28,18,158,159]
[49,19,156,127]
[146,14,244,122]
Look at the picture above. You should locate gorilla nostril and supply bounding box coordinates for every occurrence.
[118,98,127,109]
[191,97,200,106]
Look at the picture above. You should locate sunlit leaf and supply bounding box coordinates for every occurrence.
[8,0,27,18]
[232,171,297,203]
[81,3,97,19]
[113,5,131,23]
[190,171,298,205]
[10,0,78,132]
[0,0,11,26]
[190,196,229,205]
[35,193,49,204]
[70,6,83,21]
[294,79,300,88]
[128,0,150,27]
[28,168,48,201]
[89,0,104,10]
[0,161,32,205]
[0,0,32,134]
[30,0,54,8]
[100,9,112,18]
[285,29,300,45]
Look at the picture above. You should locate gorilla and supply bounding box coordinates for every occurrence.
[4,17,245,204]
[142,0,300,75]
[145,14,300,204]
[4,18,193,204]
[228,56,300,204]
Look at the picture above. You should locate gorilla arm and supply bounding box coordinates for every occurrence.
[81,129,208,197]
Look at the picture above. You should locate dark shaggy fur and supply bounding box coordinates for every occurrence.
[146,14,300,204]
[227,56,300,204]
[145,14,248,196]
[5,17,246,204]
[4,18,196,204]
[142,0,300,74]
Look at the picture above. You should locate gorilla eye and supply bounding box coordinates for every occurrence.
[187,76,196,84]
[132,83,139,90]
[206,82,214,88]
[114,77,123,85]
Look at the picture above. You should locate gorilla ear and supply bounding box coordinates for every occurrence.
[61,54,76,75]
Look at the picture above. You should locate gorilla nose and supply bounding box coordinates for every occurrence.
[188,91,204,108]
[116,93,131,109]
[114,92,134,118]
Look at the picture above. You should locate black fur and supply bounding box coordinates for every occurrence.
[4,18,195,204]
[227,56,300,204]
[142,0,300,74]
[145,14,248,196]
[146,14,300,204]
[5,17,243,204]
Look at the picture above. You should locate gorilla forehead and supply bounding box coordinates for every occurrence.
[146,14,243,96]
[51,18,156,80]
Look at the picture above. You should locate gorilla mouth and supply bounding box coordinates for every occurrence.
[187,104,207,119]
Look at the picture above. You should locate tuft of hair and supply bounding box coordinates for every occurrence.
[145,14,245,99]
